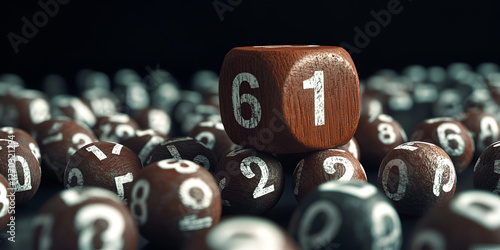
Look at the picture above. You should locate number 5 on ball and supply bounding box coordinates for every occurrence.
[219,45,360,154]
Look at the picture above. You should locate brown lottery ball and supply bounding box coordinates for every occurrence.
[293,148,367,203]
[92,113,140,143]
[184,216,299,250]
[410,190,500,249]
[128,159,221,248]
[473,141,500,194]
[32,187,138,250]
[214,148,284,215]
[458,110,499,155]
[121,129,169,166]
[219,45,360,154]
[132,106,172,136]
[337,137,360,160]
[0,139,40,207]
[377,141,457,216]
[50,95,97,128]
[145,137,218,172]
[289,181,402,250]
[355,113,407,170]
[35,118,98,183]
[64,141,143,202]
[0,126,41,164]
[0,174,12,231]
[189,120,241,160]
[8,89,51,132]
[411,117,474,173]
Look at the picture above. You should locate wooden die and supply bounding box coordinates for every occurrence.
[219,45,360,154]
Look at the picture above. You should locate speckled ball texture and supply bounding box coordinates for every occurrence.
[410,190,500,249]
[377,141,457,216]
[410,117,474,173]
[292,148,366,203]
[289,181,402,250]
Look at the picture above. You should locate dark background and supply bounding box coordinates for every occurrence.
[0,0,499,90]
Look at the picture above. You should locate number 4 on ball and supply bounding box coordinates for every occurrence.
[219,45,360,154]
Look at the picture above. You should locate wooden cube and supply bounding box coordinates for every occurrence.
[219,45,360,154]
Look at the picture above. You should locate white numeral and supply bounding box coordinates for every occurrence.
[9,155,32,192]
[86,145,107,160]
[378,123,396,145]
[381,159,408,201]
[130,179,150,226]
[195,131,216,149]
[371,201,402,250]
[303,71,325,126]
[178,177,213,231]
[323,155,354,181]
[450,191,500,230]
[437,123,464,156]
[240,156,274,199]
[432,158,455,197]
[298,200,341,250]
[66,168,84,189]
[115,173,133,201]
[478,116,499,151]
[157,159,200,174]
[75,203,125,250]
[232,72,261,129]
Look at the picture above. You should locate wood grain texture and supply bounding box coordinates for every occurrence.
[219,45,360,154]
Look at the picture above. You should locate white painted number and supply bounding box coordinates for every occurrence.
[178,178,214,231]
[130,179,150,226]
[75,203,125,250]
[478,116,499,151]
[66,168,84,189]
[298,200,341,250]
[378,123,397,145]
[303,71,325,126]
[437,123,464,156]
[371,202,402,250]
[86,145,107,160]
[9,155,32,192]
[157,159,199,174]
[432,158,455,197]
[232,72,261,129]
[382,159,408,201]
[450,191,500,230]
[240,156,274,199]
[323,155,354,181]
[115,173,134,201]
